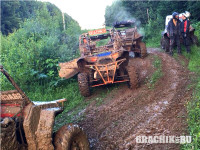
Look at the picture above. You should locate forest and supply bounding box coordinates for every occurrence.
[1,0,200,149]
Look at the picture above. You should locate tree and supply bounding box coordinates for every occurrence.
[1,1,81,89]
[1,1,21,35]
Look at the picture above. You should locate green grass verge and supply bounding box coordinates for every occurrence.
[181,45,200,150]
[146,37,200,148]
[147,55,163,89]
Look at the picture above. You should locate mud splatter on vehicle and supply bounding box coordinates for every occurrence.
[59,20,147,97]
[0,66,89,150]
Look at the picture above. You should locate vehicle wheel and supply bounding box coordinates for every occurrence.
[164,38,170,52]
[161,37,169,52]
[126,66,139,89]
[139,42,147,58]
[1,118,20,150]
[160,37,165,49]
[191,35,199,46]
[78,73,91,97]
[54,124,90,150]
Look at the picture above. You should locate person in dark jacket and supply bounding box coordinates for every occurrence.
[167,12,182,56]
[180,13,191,53]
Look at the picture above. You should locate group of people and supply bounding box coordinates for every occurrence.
[167,12,191,56]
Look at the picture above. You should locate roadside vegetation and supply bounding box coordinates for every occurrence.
[144,21,200,149]
[147,56,163,89]
[181,45,200,149]
[145,24,200,149]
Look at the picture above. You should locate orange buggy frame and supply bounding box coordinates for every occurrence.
[86,58,129,87]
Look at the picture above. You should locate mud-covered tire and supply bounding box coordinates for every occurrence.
[191,35,199,46]
[78,73,91,97]
[1,118,20,150]
[54,124,90,150]
[139,42,147,58]
[127,66,139,89]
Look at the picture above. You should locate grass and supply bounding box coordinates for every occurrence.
[145,39,160,48]
[173,52,186,66]
[25,79,119,131]
[25,80,118,131]
[147,55,163,89]
[146,35,200,149]
[144,30,161,48]
[1,60,122,132]
[52,83,119,131]
[181,45,200,150]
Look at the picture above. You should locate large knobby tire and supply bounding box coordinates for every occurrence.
[127,66,139,89]
[54,124,90,150]
[78,73,91,97]
[139,42,147,58]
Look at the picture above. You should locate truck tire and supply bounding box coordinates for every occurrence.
[127,67,139,89]
[139,42,147,58]
[78,73,91,97]
[54,124,90,150]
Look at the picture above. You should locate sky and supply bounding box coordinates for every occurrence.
[40,0,114,30]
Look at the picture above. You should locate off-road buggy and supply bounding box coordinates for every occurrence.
[112,20,147,58]
[161,13,199,52]
[0,66,89,150]
[59,21,147,97]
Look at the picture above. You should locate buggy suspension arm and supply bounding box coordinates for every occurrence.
[86,58,126,85]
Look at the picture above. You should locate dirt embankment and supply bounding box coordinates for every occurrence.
[80,48,193,150]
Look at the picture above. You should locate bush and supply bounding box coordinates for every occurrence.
[182,45,200,150]
[1,4,81,90]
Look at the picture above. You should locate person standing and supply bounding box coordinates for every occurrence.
[180,13,191,53]
[167,12,182,56]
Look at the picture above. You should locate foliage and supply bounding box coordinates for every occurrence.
[143,20,162,47]
[0,0,63,35]
[105,0,200,27]
[1,1,81,90]
[192,22,200,40]
[1,1,21,35]
[181,46,200,150]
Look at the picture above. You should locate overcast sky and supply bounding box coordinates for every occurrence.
[40,0,114,30]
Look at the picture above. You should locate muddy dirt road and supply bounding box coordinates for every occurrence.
[80,48,193,150]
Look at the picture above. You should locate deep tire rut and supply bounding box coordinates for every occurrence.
[80,48,193,150]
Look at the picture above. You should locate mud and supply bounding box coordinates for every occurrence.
[80,48,193,150]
